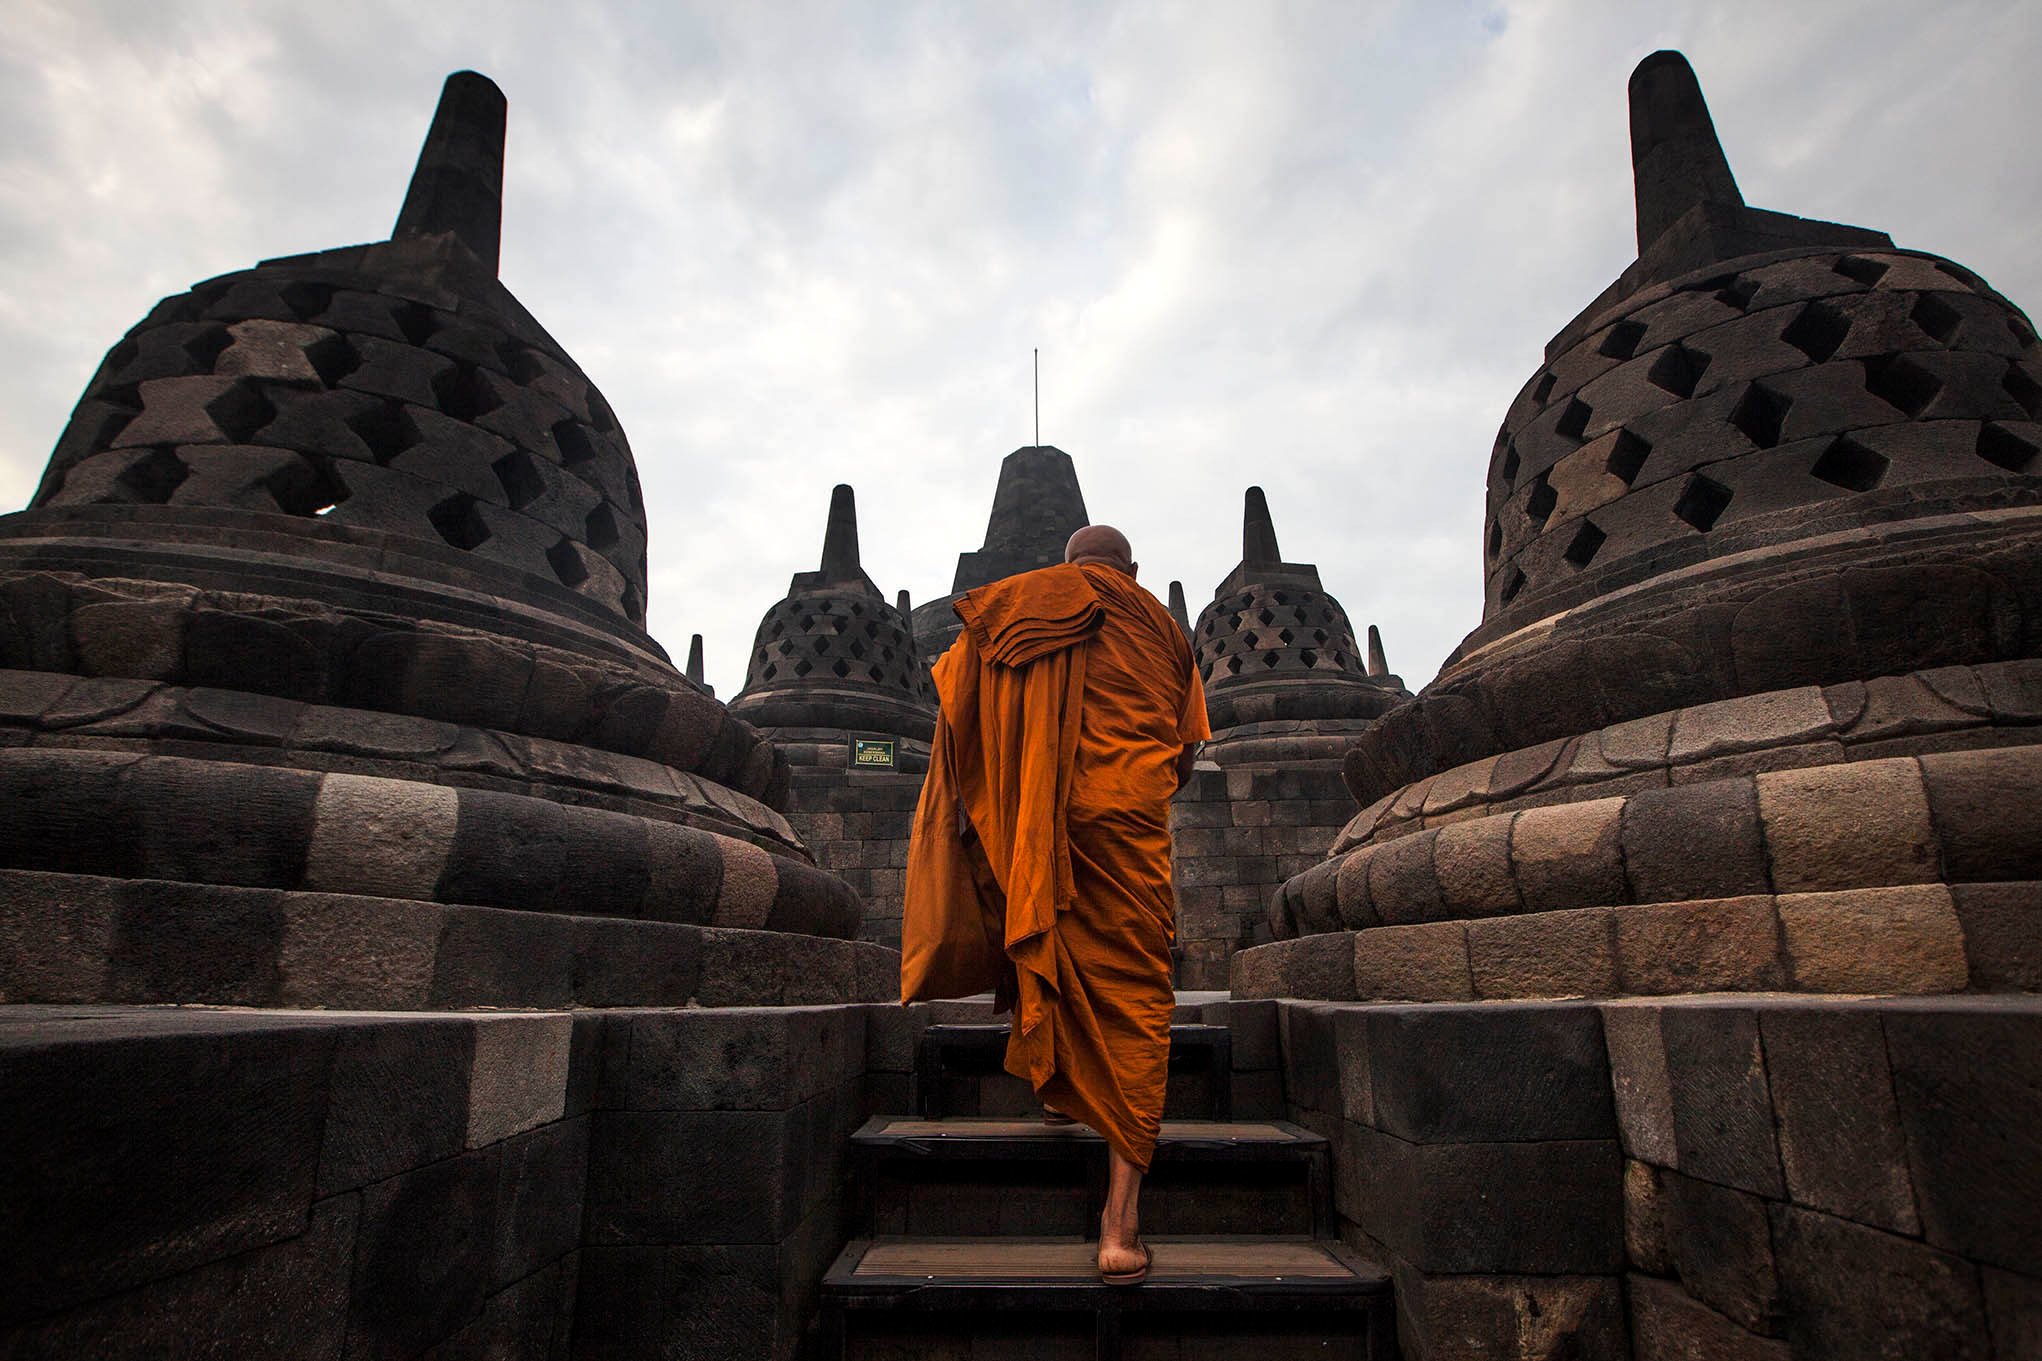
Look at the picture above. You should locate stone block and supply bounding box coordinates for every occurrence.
[1512,797,1626,911]
[1756,757,1938,892]
[1622,777,1769,902]
[1602,1003,1676,1165]
[301,772,458,901]
[1757,1005,1919,1234]
[1372,1133,1624,1274]
[429,905,574,1008]
[1364,1001,1614,1143]
[1228,932,1355,1001]
[1922,745,2042,882]
[492,1117,588,1290]
[0,869,117,1003]
[571,916,701,1006]
[1627,1274,1792,1361]
[714,835,779,930]
[1467,906,1617,999]
[467,1015,573,1148]
[1352,922,1470,1002]
[621,1007,851,1112]
[1777,885,1968,993]
[0,1193,357,1361]
[1365,829,1445,924]
[1625,1159,1673,1275]
[693,928,862,1007]
[1330,1007,1373,1126]
[1393,1268,1628,1361]
[276,892,440,1009]
[317,1017,473,1195]
[1225,998,1279,1071]
[0,1017,335,1321]
[347,1146,500,1359]
[584,1106,811,1246]
[640,821,723,926]
[571,1243,783,1361]
[1661,1005,1784,1197]
[0,750,140,878]
[1884,1003,2042,1276]
[70,599,189,680]
[1615,896,1786,994]
[182,610,327,701]
[105,879,286,1005]
[1983,1267,2042,1361]
[119,756,318,890]
[1432,812,1520,917]
[1277,1002,1342,1116]
[1951,882,2042,991]
[1666,687,1834,765]
[1662,1170,1782,1334]
[1770,1204,1991,1361]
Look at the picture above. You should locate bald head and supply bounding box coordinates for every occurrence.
[1065,524,1136,578]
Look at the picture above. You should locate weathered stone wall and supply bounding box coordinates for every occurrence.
[777,745,927,952]
[1265,994,2042,1361]
[1170,766,1354,989]
[0,1001,922,1361]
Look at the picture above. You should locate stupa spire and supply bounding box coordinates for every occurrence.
[686,634,705,686]
[1629,51,1744,254]
[819,483,862,581]
[1367,625,1389,678]
[394,71,507,274]
[1168,581,1192,639]
[1244,486,1282,565]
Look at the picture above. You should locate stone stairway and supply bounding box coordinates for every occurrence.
[819,1019,1396,1359]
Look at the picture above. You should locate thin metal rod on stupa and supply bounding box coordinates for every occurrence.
[1034,348,1040,447]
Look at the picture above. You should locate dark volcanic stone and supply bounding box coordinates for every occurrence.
[0,749,141,875]
[1627,1274,1792,1361]
[119,756,319,889]
[1660,1005,1783,1197]
[316,1018,475,1195]
[1621,777,1768,901]
[106,879,286,1004]
[1921,747,2042,883]
[1372,1133,1624,1273]
[1770,1203,1990,1361]
[1662,1170,1783,1335]
[492,1116,588,1289]
[1364,1001,1614,1143]
[1757,1005,1918,1234]
[1884,1003,2042,1276]
[584,1107,807,1246]
[571,916,701,1006]
[428,904,574,1008]
[0,1018,335,1322]
[347,1145,501,1359]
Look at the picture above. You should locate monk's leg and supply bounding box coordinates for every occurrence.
[1098,1146,1145,1275]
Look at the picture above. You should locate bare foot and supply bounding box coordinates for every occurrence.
[1097,1211,1147,1278]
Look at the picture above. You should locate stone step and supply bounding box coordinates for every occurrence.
[821,1235,1394,1360]
[916,1023,1233,1121]
[852,1116,1330,1238]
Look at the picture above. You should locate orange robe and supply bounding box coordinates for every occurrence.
[900,561,1210,1171]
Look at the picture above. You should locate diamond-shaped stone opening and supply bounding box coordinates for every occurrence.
[1562,520,1606,569]
[493,449,547,511]
[1834,255,1891,288]
[1277,628,1294,644]
[2011,316,2039,350]
[1606,429,1651,485]
[183,325,234,370]
[391,300,440,346]
[832,659,851,678]
[2003,363,2042,420]
[625,467,644,515]
[1933,260,1985,291]
[1486,521,1502,559]
[346,401,419,464]
[1810,436,1890,493]
[1224,656,1243,676]
[761,662,778,682]
[793,659,812,678]
[1260,651,1280,669]
[503,344,548,384]
[1500,443,1520,486]
[587,390,618,434]
[268,455,351,517]
[1731,383,1791,449]
[1673,474,1732,532]
[304,334,361,387]
[1978,422,2040,474]
[1864,355,1943,418]
[114,447,189,504]
[1555,397,1592,442]
[1300,649,1319,667]
[1498,566,1526,606]
[1715,277,1760,311]
[279,281,334,322]
[1911,294,1963,345]
[432,363,502,423]
[620,580,643,623]
[1599,322,1647,361]
[427,493,491,550]
[586,503,620,552]
[1271,591,1290,605]
[555,420,598,466]
[1526,473,1557,527]
[1532,373,1555,405]
[1782,301,1851,363]
[205,381,276,443]
[1646,343,1710,399]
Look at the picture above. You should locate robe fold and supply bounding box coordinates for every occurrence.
[901,561,1210,1171]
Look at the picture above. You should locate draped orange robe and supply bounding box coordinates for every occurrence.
[900,561,1209,1171]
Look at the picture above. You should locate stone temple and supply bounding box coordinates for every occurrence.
[1,52,2037,1361]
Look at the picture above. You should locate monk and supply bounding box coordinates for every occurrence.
[901,524,1209,1285]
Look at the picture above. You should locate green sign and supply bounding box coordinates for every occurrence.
[852,739,897,769]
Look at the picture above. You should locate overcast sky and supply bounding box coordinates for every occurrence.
[4,1,2038,699]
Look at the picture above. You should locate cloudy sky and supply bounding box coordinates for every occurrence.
[3,0,2037,698]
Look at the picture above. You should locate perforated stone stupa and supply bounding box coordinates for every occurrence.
[0,71,882,1009]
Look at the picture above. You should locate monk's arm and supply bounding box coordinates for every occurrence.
[1175,742,1199,790]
